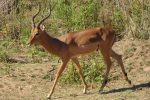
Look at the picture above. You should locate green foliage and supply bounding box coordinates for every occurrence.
[60,52,104,85]
[27,46,46,63]
[20,27,30,45]
[0,39,10,63]
[82,58,104,83]
[0,51,9,62]
[60,64,80,84]
[0,0,150,85]
[54,0,100,31]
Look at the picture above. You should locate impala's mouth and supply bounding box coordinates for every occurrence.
[27,38,33,47]
[27,41,32,47]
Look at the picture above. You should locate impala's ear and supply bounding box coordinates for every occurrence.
[100,28,107,41]
[41,25,45,31]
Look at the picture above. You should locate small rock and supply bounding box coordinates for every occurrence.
[143,67,150,72]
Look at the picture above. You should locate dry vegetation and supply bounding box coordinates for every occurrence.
[0,0,150,100]
[0,38,149,100]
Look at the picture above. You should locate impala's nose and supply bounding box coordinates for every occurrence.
[27,41,31,47]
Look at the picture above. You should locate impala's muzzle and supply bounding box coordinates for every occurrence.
[27,36,35,47]
[27,40,32,47]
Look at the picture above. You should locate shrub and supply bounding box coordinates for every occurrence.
[60,52,104,85]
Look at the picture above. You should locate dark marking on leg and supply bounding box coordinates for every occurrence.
[125,73,127,77]
[110,50,132,85]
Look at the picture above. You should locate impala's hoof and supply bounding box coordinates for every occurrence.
[47,97,50,100]
[47,95,51,100]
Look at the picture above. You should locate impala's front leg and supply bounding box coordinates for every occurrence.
[47,59,69,99]
[72,58,87,94]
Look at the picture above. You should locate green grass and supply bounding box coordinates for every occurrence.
[59,52,104,85]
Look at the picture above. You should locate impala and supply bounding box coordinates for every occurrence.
[28,4,131,99]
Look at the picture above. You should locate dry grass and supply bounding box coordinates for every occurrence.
[0,39,150,100]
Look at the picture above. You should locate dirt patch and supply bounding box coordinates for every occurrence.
[0,39,150,100]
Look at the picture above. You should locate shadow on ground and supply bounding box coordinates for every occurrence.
[51,82,150,99]
[102,82,150,94]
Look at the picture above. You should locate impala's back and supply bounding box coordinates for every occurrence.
[58,27,115,57]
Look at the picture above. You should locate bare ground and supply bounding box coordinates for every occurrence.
[0,39,150,100]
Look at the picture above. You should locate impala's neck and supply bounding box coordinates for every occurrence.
[38,31,68,57]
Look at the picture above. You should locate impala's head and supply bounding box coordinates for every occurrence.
[28,4,52,46]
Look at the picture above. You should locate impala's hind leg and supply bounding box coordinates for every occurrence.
[99,49,112,93]
[72,58,87,94]
[110,49,131,85]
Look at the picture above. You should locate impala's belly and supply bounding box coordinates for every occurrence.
[69,42,99,57]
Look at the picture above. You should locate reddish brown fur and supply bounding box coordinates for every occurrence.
[28,5,131,99]
[28,26,131,99]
